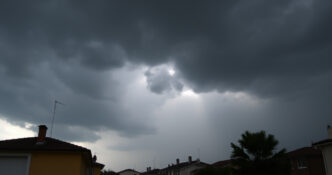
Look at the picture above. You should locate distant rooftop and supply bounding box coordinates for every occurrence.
[212,159,232,168]
[163,160,208,170]
[118,169,140,174]
[313,139,332,147]
[288,146,322,157]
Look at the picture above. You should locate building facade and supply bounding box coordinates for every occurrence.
[160,157,208,175]
[288,147,325,175]
[313,125,332,175]
[0,125,104,175]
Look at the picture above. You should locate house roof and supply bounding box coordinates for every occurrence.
[118,169,140,174]
[212,159,232,168]
[0,137,90,152]
[312,139,332,147]
[287,146,322,157]
[0,136,105,169]
[141,169,160,175]
[163,160,209,171]
[93,162,105,169]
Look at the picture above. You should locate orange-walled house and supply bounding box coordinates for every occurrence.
[0,125,104,175]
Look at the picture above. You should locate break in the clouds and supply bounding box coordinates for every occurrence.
[0,0,332,171]
[145,65,183,94]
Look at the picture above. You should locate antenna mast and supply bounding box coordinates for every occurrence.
[50,100,64,137]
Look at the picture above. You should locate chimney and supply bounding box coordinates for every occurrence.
[188,156,192,163]
[328,125,332,139]
[176,158,180,165]
[37,125,47,143]
[93,155,97,162]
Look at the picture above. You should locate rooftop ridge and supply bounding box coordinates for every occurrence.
[0,137,91,153]
[0,136,36,142]
[44,137,90,151]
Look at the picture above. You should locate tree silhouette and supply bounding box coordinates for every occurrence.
[231,131,290,175]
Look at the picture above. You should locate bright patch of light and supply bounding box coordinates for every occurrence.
[168,68,175,76]
[222,91,264,106]
[224,91,248,99]
[181,90,199,98]
[25,122,33,129]
[0,118,35,140]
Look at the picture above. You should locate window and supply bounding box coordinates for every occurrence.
[0,154,30,175]
[297,159,307,169]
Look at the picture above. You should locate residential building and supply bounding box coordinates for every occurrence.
[211,146,326,175]
[313,125,332,175]
[160,157,208,175]
[288,146,325,175]
[118,169,141,175]
[212,159,232,169]
[93,157,106,175]
[0,125,104,175]
[141,167,161,175]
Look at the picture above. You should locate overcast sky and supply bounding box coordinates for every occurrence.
[0,0,332,172]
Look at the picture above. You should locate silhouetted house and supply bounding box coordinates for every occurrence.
[141,167,161,175]
[210,146,326,175]
[118,169,140,175]
[93,160,106,175]
[212,159,232,169]
[313,125,332,175]
[0,125,104,175]
[161,156,208,175]
[288,146,325,175]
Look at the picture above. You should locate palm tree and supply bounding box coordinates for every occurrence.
[230,131,290,175]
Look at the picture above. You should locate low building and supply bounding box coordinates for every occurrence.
[161,157,208,175]
[212,159,232,169]
[141,167,161,175]
[0,125,104,175]
[118,169,141,175]
[93,156,106,175]
[211,146,326,175]
[288,146,325,175]
[313,125,332,175]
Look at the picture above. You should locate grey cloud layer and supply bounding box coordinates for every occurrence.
[0,0,331,142]
[1,0,331,92]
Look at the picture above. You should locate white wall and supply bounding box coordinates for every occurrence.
[322,146,332,175]
[328,126,332,139]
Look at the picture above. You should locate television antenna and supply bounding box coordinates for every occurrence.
[50,100,65,137]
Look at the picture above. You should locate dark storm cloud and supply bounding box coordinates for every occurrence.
[0,61,155,141]
[0,0,332,142]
